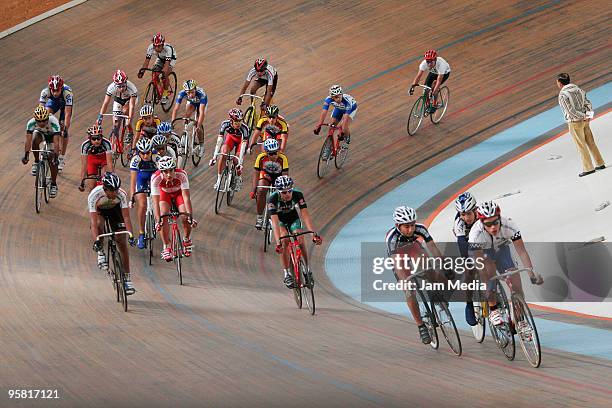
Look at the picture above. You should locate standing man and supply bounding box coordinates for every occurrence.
[556,73,605,177]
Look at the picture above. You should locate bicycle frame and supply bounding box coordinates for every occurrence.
[240,93,264,131]
[96,229,132,311]
[102,113,130,165]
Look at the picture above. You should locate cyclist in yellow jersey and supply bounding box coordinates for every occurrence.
[247,105,289,153]
[132,105,160,150]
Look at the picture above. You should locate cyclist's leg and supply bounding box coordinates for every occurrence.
[31,131,42,163]
[158,197,172,246]
[108,205,131,275]
[49,134,60,182]
[216,143,229,184]
[495,245,524,297]
[136,191,147,235]
[256,176,270,215]
[394,266,423,325]
[175,195,191,240]
[340,109,356,141]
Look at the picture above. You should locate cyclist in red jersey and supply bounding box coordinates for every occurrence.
[79,125,113,192]
[151,156,197,261]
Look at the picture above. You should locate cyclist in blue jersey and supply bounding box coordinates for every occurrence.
[129,138,158,249]
[171,79,207,157]
[40,75,74,170]
[313,85,357,144]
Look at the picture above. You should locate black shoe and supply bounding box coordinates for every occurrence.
[579,170,595,177]
[418,324,431,344]
[595,165,606,171]
[284,274,294,289]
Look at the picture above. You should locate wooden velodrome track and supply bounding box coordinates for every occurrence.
[1,0,611,406]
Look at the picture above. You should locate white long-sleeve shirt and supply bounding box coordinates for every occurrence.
[558,83,592,122]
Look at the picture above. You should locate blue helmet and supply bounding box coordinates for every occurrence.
[263,138,279,152]
[157,121,172,134]
[455,192,477,213]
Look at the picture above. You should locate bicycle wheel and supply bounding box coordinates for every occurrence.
[407,97,425,136]
[120,124,130,167]
[191,126,202,167]
[161,72,177,113]
[110,130,119,167]
[174,226,183,285]
[243,106,255,134]
[316,136,334,179]
[263,205,271,252]
[415,288,439,349]
[146,212,155,266]
[226,168,236,206]
[34,161,44,213]
[178,132,188,170]
[432,300,462,356]
[471,288,487,343]
[144,81,157,107]
[43,160,51,203]
[512,293,541,368]
[114,248,128,312]
[334,138,350,169]
[299,259,315,315]
[488,281,515,360]
[430,86,450,124]
[214,168,228,214]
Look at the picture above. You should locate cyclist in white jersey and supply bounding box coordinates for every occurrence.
[39,75,73,170]
[97,70,138,139]
[409,49,451,112]
[236,58,278,110]
[468,201,544,326]
[138,33,176,104]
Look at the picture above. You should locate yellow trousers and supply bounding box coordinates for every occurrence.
[568,120,604,172]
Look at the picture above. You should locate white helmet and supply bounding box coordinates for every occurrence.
[157,156,176,171]
[393,206,417,224]
[139,104,154,117]
[136,138,152,153]
[329,84,343,96]
[477,200,500,219]
[455,192,477,213]
[263,138,279,152]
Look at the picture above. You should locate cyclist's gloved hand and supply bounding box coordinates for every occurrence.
[189,218,198,228]
[409,85,415,95]
[313,125,321,135]
[128,236,137,247]
[235,96,243,105]
[249,191,256,200]
[78,182,85,192]
[128,198,135,209]
[313,234,323,245]
[155,221,163,231]
[93,240,103,252]
[275,244,283,254]
[208,158,216,167]
[97,114,103,125]
[21,152,29,165]
[137,68,145,79]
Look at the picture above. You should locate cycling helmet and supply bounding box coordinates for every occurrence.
[33,105,50,121]
[183,79,197,91]
[274,175,294,191]
[266,104,279,118]
[152,32,165,46]
[477,201,501,219]
[102,173,121,190]
[329,84,343,96]
[254,58,268,72]
[263,138,279,152]
[393,206,417,224]
[157,121,172,134]
[112,69,127,85]
[228,108,243,121]
[151,134,167,148]
[264,125,280,139]
[455,192,477,213]
[87,124,103,137]
[157,156,176,171]
[140,104,154,117]
[136,138,153,153]
[424,49,437,61]
[48,75,64,91]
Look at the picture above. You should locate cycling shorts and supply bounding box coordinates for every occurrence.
[160,188,185,207]
[136,171,154,193]
[332,106,357,121]
[99,204,126,232]
[87,154,107,176]
[223,133,244,152]
[278,213,302,232]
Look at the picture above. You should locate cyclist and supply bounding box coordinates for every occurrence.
[157,121,181,153]
[137,33,176,104]
[269,176,322,288]
[151,157,197,261]
[89,173,136,294]
[22,106,61,198]
[39,75,73,171]
[236,58,278,110]
[151,134,177,163]
[468,201,544,327]
[409,49,451,113]
[97,70,137,142]
[248,105,289,153]
[210,108,250,190]
[132,104,161,150]
[129,138,158,249]
[250,138,289,229]
[79,125,113,193]
[171,79,207,158]
[452,192,479,326]
[385,206,444,344]
[313,85,357,144]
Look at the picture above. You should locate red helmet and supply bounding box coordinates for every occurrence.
[424,49,437,61]
[87,124,103,137]
[254,58,268,72]
[112,69,127,85]
[476,201,501,219]
[152,32,165,46]
[48,75,64,91]
[228,108,243,121]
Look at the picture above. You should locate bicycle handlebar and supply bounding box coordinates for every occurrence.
[239,93,264,101]
[30,149,53,153]
[279,231,316,241]
[215,152,240,160]
[101,113,129,119]
[160,212,192,221]
[171,117,197,127]
[320,123,341,128]
[257,185,276,189]
[491,268,533,281]
[97,230,133,240]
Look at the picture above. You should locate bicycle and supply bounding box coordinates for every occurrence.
[30,140,54,214]
[132,191,156,265]
[97,226,132,312]
[279,230,317,315]
[406,84,450,136]
[316,123,349,179]
[239,93,264,134]
[489,268,542,367]
[404,267,462,356]
[213,152,241,215]
[171,117,203,169]
[257,185,276,252]
[140,67,177,113]
[159,208,192,285]
[101,113,131,167]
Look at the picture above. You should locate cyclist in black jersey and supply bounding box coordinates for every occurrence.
[269,176,322,288]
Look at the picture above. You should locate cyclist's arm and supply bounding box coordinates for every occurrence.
[433,73,444,95]
[425,239,443,258]
[300,207,316,233]
[270,213,282,244]
[248,128,261,149]
[80,154,87,181]
[89,211,101,242]
[105,151,114,173]
[121,207,134,236]
[129,171,137,201]
[140,56,151,72]
[99,94,111,116]
[316,108,328,128]
[24,132,33,155]
[197,103,206,127]
[263,85,271,106]
[251,165,259,193]
[127,97,136,126]
[279,134,287,152]
[411,70,424,88]
[238,79,250,99]
[513,238,533,270]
